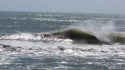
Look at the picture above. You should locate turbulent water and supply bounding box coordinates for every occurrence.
[0,11,125,70]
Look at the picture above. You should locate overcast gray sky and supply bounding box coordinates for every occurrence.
[0,0,125,14]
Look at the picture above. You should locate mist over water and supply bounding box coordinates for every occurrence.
[0,11,125,70]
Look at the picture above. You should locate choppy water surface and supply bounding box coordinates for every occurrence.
[0,11,125,70]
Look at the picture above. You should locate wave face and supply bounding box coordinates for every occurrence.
[0,12,125,70]
[53,29,125,45]
[52,29,102,44]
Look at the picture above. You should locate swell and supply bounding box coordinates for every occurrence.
[1,29,125,45]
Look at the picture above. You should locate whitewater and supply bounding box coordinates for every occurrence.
[0,11,125,70]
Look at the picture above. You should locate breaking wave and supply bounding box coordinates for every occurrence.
[1,29,125,45]
[0,33,42,40]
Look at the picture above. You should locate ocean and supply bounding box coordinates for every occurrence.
[0,11,125,70]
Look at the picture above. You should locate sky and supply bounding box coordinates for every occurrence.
[0,0,125,14]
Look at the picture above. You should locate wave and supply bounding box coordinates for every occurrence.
[51,29,125,44]
[1,29,125,45]
[52,29,101,44]
[108,33,125,44]
[0,33,42,40]
[0,32,72,44]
